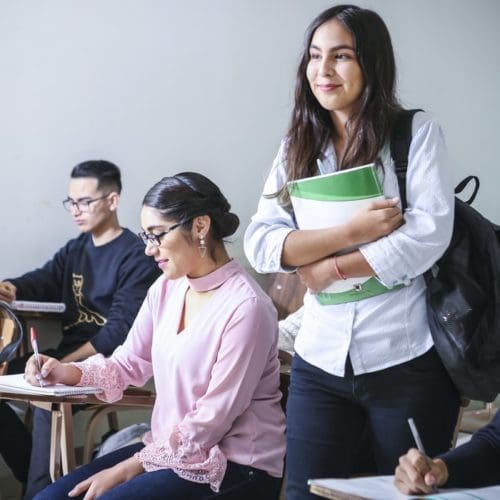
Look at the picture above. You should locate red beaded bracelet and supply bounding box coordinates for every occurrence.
[333,256,347,280]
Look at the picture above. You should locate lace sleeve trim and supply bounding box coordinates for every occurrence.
[135,426,227,492]
[73,354,125,402]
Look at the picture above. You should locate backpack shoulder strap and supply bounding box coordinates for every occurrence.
[390,109,422,210]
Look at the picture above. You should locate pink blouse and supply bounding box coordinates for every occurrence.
[76,259,286,491]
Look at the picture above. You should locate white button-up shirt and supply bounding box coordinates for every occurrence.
[244,112,454,376]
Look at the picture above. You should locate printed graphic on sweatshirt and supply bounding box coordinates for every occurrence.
[63,273,107,330]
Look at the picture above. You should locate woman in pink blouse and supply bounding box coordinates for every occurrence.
[26,172,286,500]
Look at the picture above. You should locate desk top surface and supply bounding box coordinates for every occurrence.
[0,387,155,406]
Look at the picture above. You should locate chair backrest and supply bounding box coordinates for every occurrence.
[0,301,24,373]
[264,273,306,414]
[266,273,306,320]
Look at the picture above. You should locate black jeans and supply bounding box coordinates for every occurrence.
[34,443,281,500]
[285,349,460,499]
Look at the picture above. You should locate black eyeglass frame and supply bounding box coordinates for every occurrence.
[138,218,192,247]
[62,193,111,213]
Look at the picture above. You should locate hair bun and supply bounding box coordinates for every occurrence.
[217,212,240,238]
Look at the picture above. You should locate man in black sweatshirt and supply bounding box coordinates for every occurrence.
[395,411,500,494]
[0,160,160,498]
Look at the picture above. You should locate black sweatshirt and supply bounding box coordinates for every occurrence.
[9,229,160,356]
[440,411,500,488]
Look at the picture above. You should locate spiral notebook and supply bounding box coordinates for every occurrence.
[0,373,101,396]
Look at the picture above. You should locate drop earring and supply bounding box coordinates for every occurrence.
[198,234,207,258]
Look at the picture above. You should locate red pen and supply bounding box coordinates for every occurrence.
[30,327,44,387]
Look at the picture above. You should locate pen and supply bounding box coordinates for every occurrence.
[30,326,44,387]
[407,417,438,494]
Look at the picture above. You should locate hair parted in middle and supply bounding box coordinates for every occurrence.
[278,4,402,205]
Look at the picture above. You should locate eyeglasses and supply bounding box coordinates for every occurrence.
[62,193,110,213]
[138,220,188,247]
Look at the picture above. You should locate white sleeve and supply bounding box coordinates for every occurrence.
[244,141,297,273]
[360,113,454,287]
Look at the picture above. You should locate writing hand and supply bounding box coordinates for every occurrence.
[394,448,448,495]
[348,197,403,245]
[0,281,17,302]
[24,355,74,387]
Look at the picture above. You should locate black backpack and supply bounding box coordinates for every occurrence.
[391,109,500,401]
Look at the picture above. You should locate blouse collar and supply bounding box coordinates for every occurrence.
[187,259,238,292]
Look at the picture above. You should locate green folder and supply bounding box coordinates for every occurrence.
[288,163,401,305]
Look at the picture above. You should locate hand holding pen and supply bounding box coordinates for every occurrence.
[394,418,449,495]
[30,326,45,387]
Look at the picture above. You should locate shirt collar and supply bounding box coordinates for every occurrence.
[187,259,238,292]
[319,142,338,174]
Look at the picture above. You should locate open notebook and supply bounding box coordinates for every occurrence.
[0,373,101,396]
[308,476,500,500]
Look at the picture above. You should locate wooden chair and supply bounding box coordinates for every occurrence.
[80,386,155,464]
[264,273,306,500]
[266,273,306,321]
[0,302,154,473]
[265,273,306,410]
[458,401,498,435]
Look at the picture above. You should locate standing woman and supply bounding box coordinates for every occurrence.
[27,172,286,500]
[244,4,460,499]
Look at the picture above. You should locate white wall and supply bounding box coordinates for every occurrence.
[1,0,499,278]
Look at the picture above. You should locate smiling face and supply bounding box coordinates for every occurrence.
[140,205,206,280]
[306,18,364,123]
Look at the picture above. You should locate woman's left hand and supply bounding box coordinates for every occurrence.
[68,457,144,499]
[297,257,335,293]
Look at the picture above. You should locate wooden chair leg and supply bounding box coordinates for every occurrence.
[60,403,76,475]
[451,404,465,448]
[49,407,63,482]
[83,407,121,464]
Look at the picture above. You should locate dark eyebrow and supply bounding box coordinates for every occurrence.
[66,196,94,202]
[144,224,165,233]
[309,43,355,53]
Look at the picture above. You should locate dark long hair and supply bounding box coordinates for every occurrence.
[279,4,401,204]
[142,172,240,244]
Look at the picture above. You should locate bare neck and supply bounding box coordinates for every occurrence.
[330,111,349,161]
[91,215,123,246]
[188,244,231,279]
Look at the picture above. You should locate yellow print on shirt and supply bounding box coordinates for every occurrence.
[63,273,107,330]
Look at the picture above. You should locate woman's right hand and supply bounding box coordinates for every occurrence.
[348,197,403,245]
[24,354,80,387]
